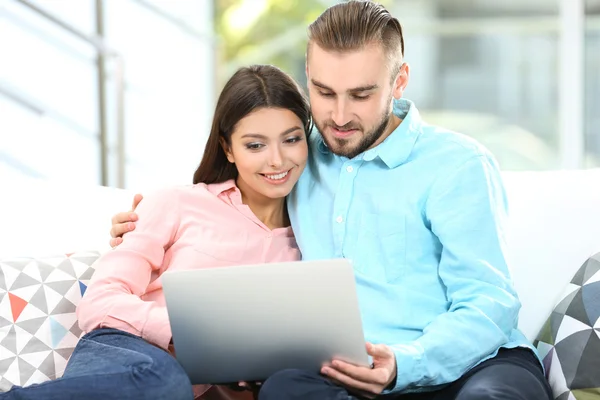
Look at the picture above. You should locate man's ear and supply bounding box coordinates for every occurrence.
[220,138,234,163]
[392,62,410,99]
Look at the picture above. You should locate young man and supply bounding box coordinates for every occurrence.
[110,2,552,399]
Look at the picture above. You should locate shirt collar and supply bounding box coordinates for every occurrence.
[205,179,294,237]
[315,98,422,168]
[206,179,238,197]
[375,98,422,168]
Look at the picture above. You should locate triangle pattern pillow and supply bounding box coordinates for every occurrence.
[534,252,600,399]
[0,251,100,392]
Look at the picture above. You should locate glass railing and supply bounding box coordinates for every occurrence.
[0,0,215,189]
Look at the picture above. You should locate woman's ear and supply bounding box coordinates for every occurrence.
[220,137,235,163]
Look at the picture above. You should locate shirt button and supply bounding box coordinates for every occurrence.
[336,216,343,223]
[346,166,353,173]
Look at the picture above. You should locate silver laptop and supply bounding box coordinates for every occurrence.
[161,258,369,385]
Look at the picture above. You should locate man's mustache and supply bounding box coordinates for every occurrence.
[324,121,362,131]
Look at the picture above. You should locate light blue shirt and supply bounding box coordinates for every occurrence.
[287,98,536,393]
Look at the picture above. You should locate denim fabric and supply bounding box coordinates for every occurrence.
[0,328,194,400]
[258,348,551,400]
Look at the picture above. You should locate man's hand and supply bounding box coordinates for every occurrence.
[109,194,143,248]
[321,342,397,398]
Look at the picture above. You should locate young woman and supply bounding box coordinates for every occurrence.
[1,65,311,400]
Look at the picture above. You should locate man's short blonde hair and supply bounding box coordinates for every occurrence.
[307,1,404,78]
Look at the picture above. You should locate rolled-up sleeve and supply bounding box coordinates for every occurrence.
[387,154,520,392]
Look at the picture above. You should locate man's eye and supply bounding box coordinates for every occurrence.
[353,95,370,100]
[319,92,334,98]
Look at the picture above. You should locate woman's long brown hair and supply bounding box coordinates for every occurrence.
[193,65,312,185]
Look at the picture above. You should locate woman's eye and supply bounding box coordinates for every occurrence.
[285,136,302,144]
[246,143,263,150]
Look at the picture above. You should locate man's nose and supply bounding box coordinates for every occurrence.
[332,99,351,127]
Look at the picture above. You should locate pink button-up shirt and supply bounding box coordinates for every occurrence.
[77,179,300,351]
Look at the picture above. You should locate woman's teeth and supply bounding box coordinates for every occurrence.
[264,171,288,180]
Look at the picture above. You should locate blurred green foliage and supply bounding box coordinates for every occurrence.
[212,0,391,88]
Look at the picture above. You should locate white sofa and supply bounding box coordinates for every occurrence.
[2,169,600,342]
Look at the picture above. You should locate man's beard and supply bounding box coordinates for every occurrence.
[316,109,391,159]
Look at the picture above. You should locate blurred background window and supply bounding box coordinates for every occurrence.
[0,0,598,189]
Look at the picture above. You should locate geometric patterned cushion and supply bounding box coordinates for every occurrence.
[0,251,100,392]
[534,252,600,400]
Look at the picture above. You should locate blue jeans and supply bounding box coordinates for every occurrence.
[0,328,194,400]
